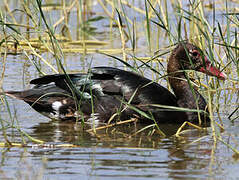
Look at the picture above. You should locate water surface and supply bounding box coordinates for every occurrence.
[0,0,239,179]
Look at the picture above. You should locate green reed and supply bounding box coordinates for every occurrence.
[0,0,238,154]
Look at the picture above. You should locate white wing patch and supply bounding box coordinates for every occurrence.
[52,101,63,111]
[92,83,102,90]
[50,101,64,119]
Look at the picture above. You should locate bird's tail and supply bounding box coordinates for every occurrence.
[0,91,25,100]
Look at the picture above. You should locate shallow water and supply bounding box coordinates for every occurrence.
[1,0,239,179]
[1,51,238,180]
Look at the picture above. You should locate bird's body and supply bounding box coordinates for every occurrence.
[2,43,226,126]
[6,67,183,124]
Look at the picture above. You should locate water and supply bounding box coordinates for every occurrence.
[1,119,239,179]
[1,52,238,180]
[0,0,239,179]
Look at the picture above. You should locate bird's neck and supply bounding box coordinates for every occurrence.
[167,55,210,124]
[167,55,191,99]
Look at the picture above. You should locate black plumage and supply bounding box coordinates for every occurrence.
[2,43,226,125]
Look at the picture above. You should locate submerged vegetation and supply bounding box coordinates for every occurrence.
[0,0,238,157]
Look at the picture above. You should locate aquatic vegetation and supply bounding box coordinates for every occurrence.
[0,0,238,157]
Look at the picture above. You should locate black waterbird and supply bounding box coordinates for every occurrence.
[2,43,226,126]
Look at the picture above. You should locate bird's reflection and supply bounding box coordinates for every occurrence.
[31,120,208,148]
[30,120,211,178]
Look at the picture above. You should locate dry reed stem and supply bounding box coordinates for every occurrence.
[175,121,204,138]
[53,0,78,28]
[4,0,17,24]
[0,0,237,152]
[86,118,137,133]
[0,142,79,148]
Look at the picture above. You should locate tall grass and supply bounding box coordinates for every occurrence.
[0,0,238,154]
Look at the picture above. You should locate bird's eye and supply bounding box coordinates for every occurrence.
[191,50,199,57]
